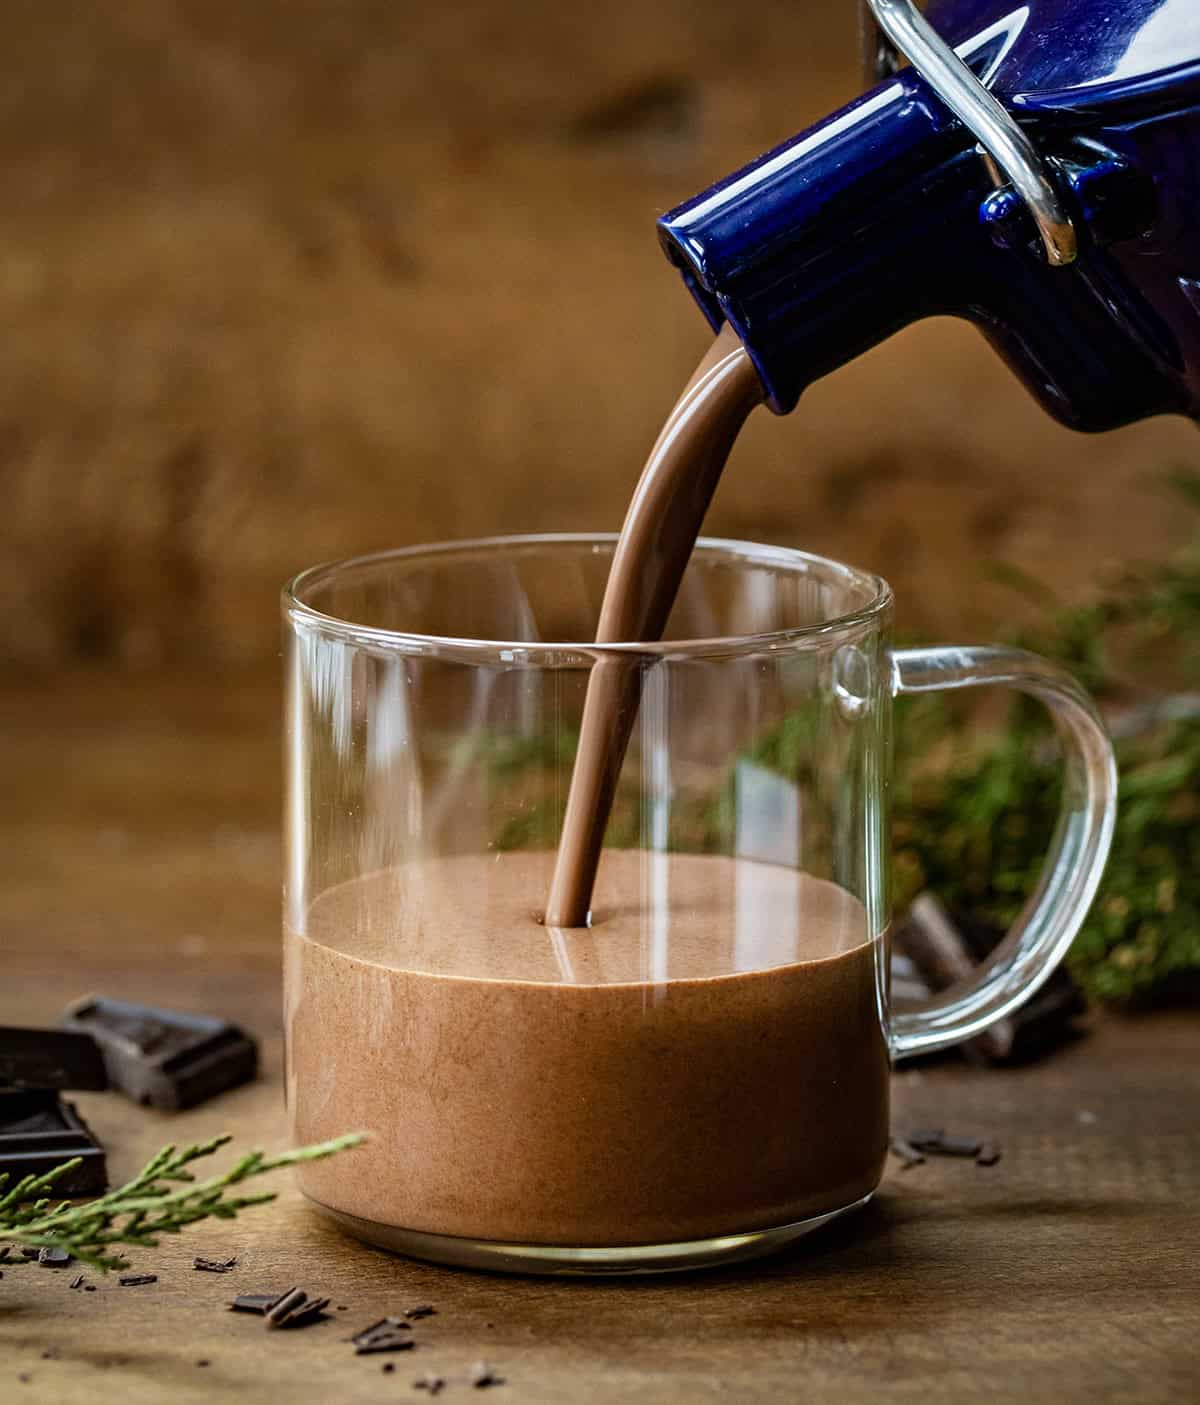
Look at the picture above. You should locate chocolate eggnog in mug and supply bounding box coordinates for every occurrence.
[284,332,1116,1272]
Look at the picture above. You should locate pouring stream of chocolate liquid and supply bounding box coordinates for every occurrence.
[545,325,765,928]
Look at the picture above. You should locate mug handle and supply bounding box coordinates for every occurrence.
[888,646,1118,1060]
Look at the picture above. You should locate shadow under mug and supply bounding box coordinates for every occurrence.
[282,535,1117,1274]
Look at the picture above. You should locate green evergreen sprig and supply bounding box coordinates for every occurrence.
[0,1133,362,1269]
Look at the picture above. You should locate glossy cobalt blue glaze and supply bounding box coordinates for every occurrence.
[658,0,1200,428]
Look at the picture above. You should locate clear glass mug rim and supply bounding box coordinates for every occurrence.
[283,533,893,661]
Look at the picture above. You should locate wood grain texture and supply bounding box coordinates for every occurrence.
[1,0,1198,667]
[0,670,1197,1402]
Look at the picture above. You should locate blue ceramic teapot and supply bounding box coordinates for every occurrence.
[658,0,1200,430]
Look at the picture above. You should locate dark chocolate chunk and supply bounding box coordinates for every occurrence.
[976,1141,1003,1166]
[37,1247,71,1266]
[229,1293,279,1314]
[59,996,257,1112]
[118,1274,158,1286]
[405,1304,436,1320]
[470,1360,505,1388]
[893,897,1087,1065]
[414,1374,446,1396]
[888,1136,926,1169]
[84,1284,96,1292]
[0,1026,107,1093]
[0,1092,107,1196]
[193,1256,237,1273]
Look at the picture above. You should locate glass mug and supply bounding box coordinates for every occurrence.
[283,535,1116,1274]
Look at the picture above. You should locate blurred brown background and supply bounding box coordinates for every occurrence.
[2,0,1198,668]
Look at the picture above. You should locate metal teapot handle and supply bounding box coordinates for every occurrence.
[859,0,1078,266]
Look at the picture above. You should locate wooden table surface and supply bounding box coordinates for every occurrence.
[1,670,1197,1403]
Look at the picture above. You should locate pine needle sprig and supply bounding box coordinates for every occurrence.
[0,1132,362,1269]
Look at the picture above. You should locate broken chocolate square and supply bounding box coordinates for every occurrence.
[0,1090,107,1196]
[0,1026,107,1093]
[60,996,257,1111]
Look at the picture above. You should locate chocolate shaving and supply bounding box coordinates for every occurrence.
[229,1293,279,1314]
[351,1317,415,1355]
[193,1256,238,1273]
[888,1135,926,1169]
[69,1274,84,1290]
[976,1141,1003,1166]
[265,1287,330,1329]
[405,1304,436,1320]
[470,1360,505,1388]
[908,1129,982,1157]
[414,1374,446,1396]
[118,1274,157,1286]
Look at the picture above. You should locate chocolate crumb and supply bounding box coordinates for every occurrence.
[976,1142,1003,1167]
[196,1360,210,1368]
[337,1304,348,1311]
[37,1247,71,1267]
[84,1284,96,1292]
[414,1373,446,1396]
[118,1274,158,1287]
[69,1274,84,1290]
[18,1373,31,1384]
[470,1360,505,1388]
[405,1304,436,1320]
[40,1349,57,1360]
[382,1362,396,1374]
[193,1256,238,1273]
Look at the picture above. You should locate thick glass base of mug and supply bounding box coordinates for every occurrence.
[306,1192,873,1276]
